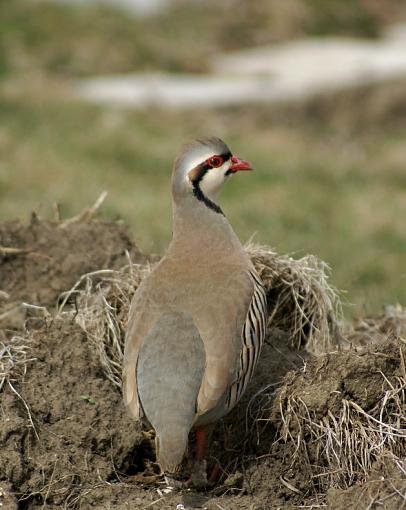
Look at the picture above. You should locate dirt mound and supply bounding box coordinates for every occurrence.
[327,454,406,510]
[0,216,144,333]
[271,337,406,502]
[0,217,405,509]
[0,217,147,508]
[0,216,143,307]
[0,318,145,508]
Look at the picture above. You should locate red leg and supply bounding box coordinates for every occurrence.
[195,427,207,462]
[208,462,220,484]
[184,428,221,488]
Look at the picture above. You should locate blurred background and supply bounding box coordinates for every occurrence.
[1,0,406,315]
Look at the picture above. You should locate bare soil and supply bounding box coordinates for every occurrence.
[0,218,404,509]
[0,216,143,308]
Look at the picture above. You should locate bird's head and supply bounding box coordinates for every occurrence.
[172,137,252,214]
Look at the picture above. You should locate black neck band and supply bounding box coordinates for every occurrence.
[192,183,224,215]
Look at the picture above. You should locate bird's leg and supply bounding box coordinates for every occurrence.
[207,462,221,484]
[195,427,207,462]
[190,426,221,487]
[189,427,208,488]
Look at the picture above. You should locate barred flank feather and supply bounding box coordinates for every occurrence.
[226,270,267,409]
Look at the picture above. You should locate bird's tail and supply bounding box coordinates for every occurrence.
[155,425,189,473]
[136,312,206,473]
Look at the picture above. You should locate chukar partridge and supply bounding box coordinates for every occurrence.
[123,137,267,484]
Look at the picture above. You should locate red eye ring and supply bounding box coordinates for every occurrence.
[208,156,223,168]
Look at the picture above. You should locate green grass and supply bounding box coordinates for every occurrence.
[1,0,405,78]
[1,88,405,315]
[0,1,213,77]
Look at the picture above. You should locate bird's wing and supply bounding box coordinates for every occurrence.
[195,268,267,419]
[122,277,160,420]
[224,269,268,410]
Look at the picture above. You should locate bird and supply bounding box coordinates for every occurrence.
[122,137,267,486]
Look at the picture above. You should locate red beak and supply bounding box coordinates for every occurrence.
[229,155,252,172]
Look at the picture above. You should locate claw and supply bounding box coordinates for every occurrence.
[164,475,185,489]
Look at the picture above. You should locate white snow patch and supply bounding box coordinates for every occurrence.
[75,25,406,109]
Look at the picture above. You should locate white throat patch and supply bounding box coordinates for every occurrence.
[198,160,232,200]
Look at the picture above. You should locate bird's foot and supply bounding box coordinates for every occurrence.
[189,459,208,489]
[184,460,220,489]
[163,475,185,490]
[164,461,208,490]
[163,461,221,490]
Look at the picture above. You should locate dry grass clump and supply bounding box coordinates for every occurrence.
[0,333,35,392]
[0,332,39,438]
[63,244,342,388]
[274,336,406,496]
[58,259,152,388]
[246,243,343,353]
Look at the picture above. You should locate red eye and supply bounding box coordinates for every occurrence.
[208,156,223,168]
